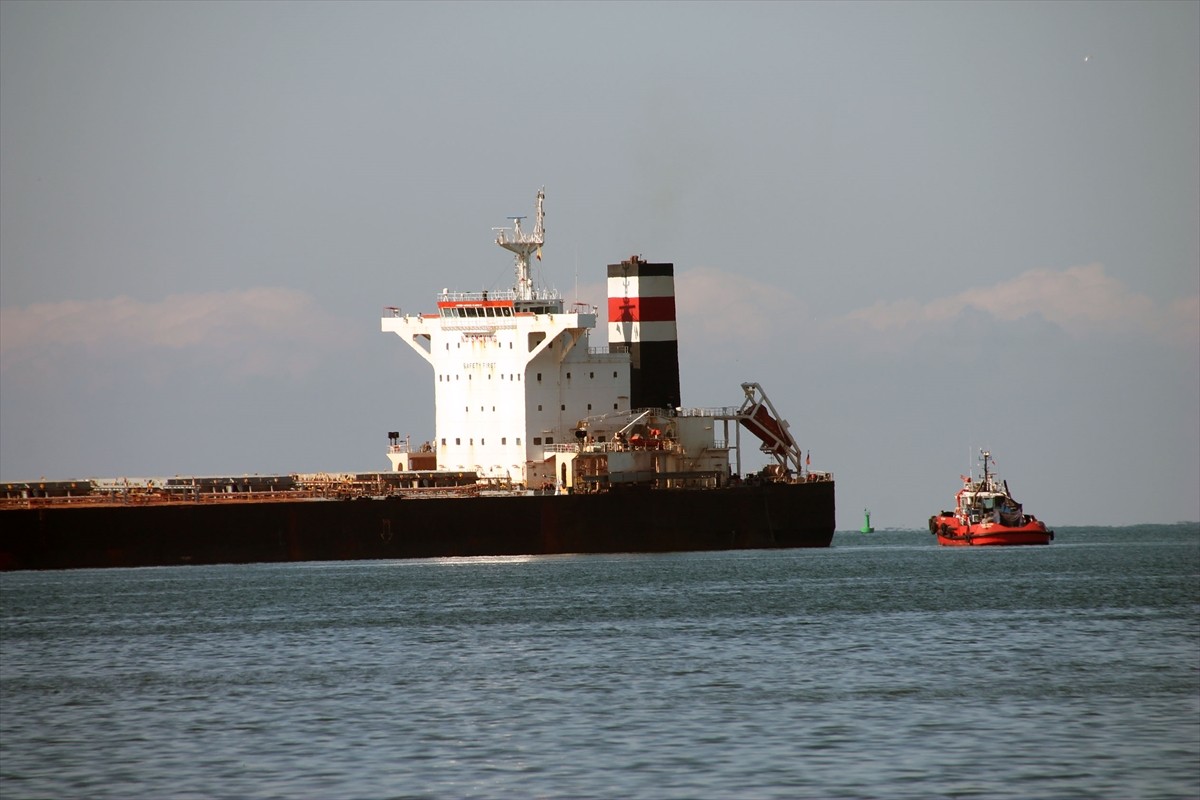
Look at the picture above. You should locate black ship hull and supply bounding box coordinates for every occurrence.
[0,481,835,571]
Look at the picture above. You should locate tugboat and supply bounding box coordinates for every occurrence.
[929,450,1053,546]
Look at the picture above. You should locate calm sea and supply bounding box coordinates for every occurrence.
[2,525,1197,799]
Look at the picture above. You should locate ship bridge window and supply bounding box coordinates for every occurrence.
[533,437,542,445]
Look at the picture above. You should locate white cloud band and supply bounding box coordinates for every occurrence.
[0,287,355,379]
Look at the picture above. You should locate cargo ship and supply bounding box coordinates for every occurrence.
[0,189,835,571]
[928,449,1052,546]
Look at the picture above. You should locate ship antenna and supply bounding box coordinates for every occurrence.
[494,187,545,301]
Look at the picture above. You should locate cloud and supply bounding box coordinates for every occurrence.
[835,263,1198,350]
[0,287,357,380]
[675,267,804,349]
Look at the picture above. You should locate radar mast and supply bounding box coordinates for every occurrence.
[494,187,545,301]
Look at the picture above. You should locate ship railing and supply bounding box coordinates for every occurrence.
[443,289,570,305]
[677,406,740,418]
[0,479,498,509]
[389,442,434,455]
[589,344,631,355]
[0,489,330,509]
[438,290,521,302]
[580,439,687,455]
[394,483,481,499]
[575,469,725,493]
[0,469,494,509]
[441,321,516,332]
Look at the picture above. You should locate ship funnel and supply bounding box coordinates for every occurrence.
[607,256,680,410]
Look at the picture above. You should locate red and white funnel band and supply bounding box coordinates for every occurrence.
[607,262,677,345]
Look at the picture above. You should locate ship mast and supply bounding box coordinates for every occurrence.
[494,187,545,301]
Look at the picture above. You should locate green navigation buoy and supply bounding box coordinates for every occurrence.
[861,508,875,533]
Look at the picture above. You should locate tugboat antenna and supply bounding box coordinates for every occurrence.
[980,449,992,485]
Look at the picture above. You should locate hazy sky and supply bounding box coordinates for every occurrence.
[2,1,1197,529]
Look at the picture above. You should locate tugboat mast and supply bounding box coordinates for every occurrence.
[494,187,545,301]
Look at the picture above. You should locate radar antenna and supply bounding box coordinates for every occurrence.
[494,187,545,301]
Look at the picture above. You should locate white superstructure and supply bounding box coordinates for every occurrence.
[382,189,631,486]
[381,188,822,493]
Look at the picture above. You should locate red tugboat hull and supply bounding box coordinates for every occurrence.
[930,515,1053,547]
